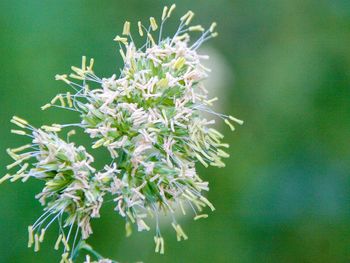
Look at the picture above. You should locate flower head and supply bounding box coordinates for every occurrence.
[4,119,104,257]
[2,4,242,262]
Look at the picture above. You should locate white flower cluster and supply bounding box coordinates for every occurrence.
[2,4,242,263]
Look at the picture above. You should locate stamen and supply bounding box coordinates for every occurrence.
[11,119,26,129]
[60,253,69,263]
[16,163,29,175]
[41,103,51,110]
[167,4,176,18]
[185,11,194,25]
[66,92,73,108]
[113,35,128,45]
[123,21,130,35]
[138,21,144,36]
[125,222,132,237]
[172,223,188,241]
[67,130,76,137]
[92,138,105,149]
[195,153,208,167]
[150,17,158,31]
[179,200,186,215]
[154,236,160,253]
[81,56,86,71]
[0,174,11,184]
[39,228,46,242]
[224,119,235,131]
[7,159,23,170]
[147,33,156,46]
[119,48,126,61]
[13,116,28,125]
[217,149,230,158]
[162,6,168,21]
[34,234,40,252]
[6,149,18,160]
[159,237,165,254]
[189,25,204,32]
[175,33,189,41]
[62,235,70,251]
[229,115,244,125]
[88,58,95,71]
[51,95,60,104]
[200,196,215,211]
[194,214,208,220]
[180,11,191,22]
[55,74,71,84]
[28,225,34,248]
[54,234,63,250]
[69,73,84,80]
[209,22,217,32]
[126,211,135,223]
[41,125,61,133]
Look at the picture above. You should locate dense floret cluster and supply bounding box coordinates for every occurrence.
[2,4,242,263]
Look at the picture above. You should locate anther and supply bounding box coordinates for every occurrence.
[209,22,217,32]
[28,225,34,248]
[138,21,143,36]
[123,21,130,35]
[162,6,168,21]
[167,4,176,18]
[189,25,204,32]
[150,17,158,31]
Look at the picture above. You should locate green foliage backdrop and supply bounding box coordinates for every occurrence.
[0,0,349,262]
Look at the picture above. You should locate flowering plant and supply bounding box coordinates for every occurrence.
[1,4,242,263]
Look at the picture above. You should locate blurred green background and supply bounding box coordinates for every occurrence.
[1,0,350,262]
